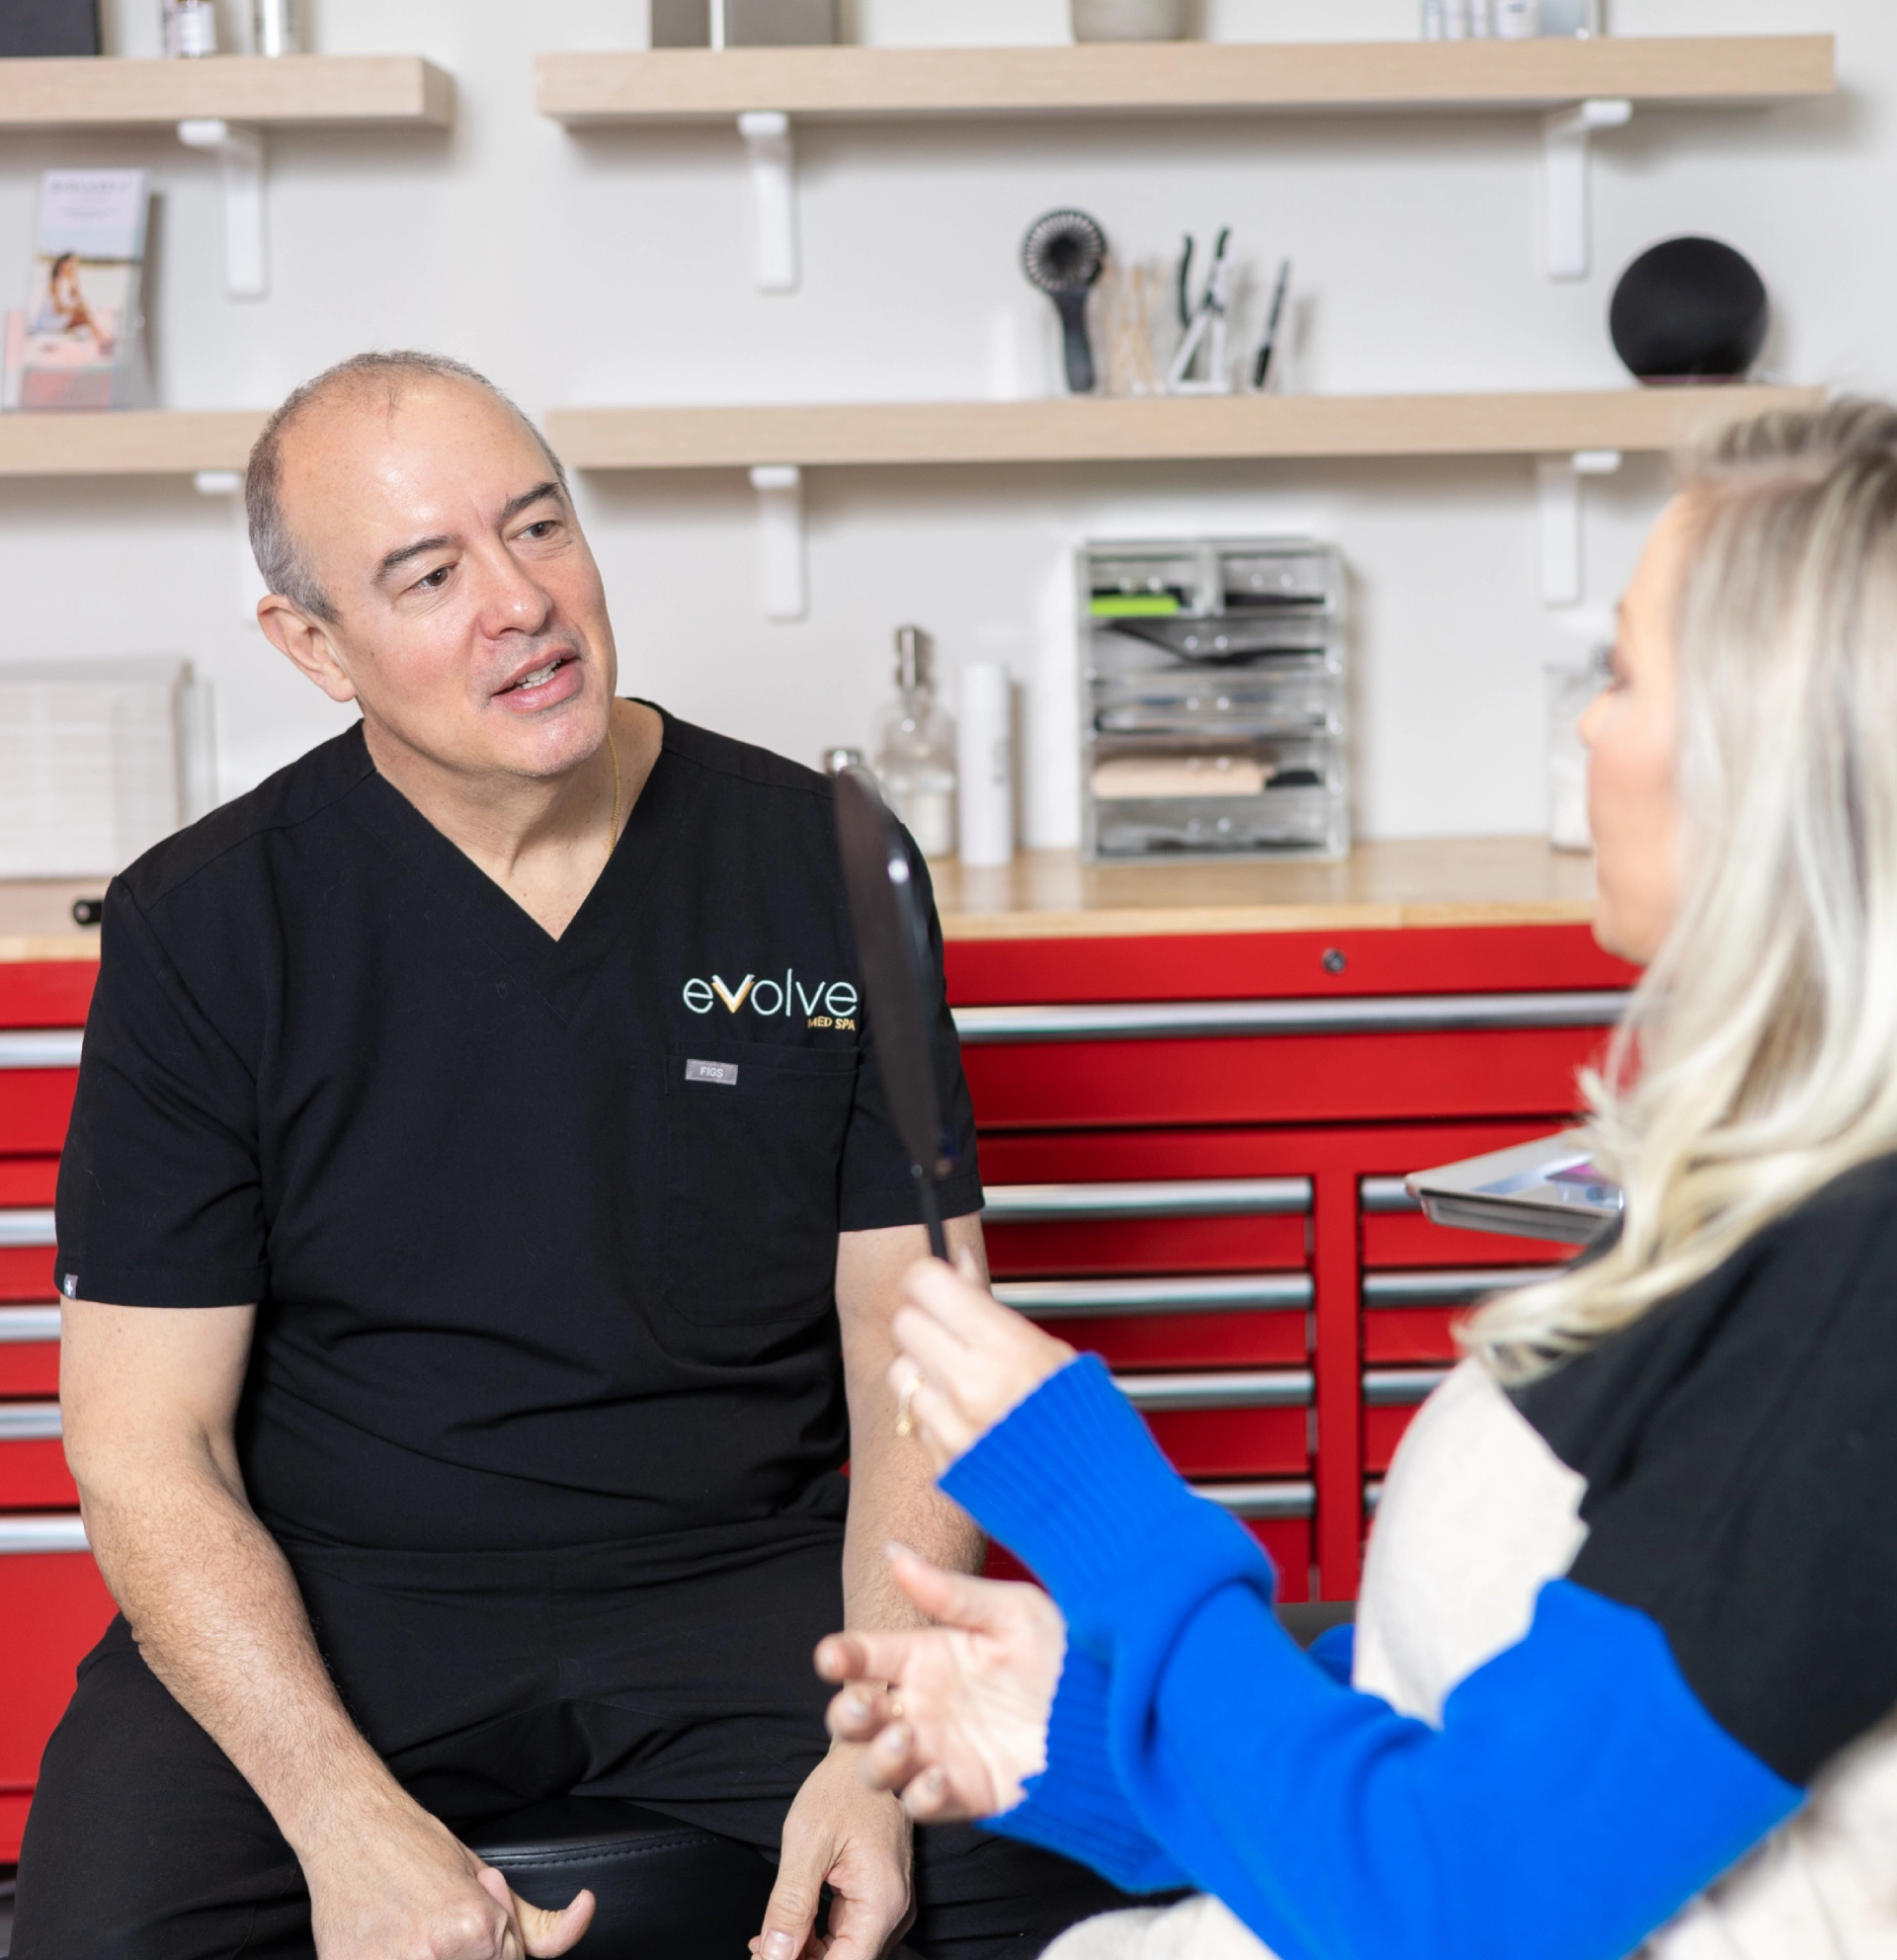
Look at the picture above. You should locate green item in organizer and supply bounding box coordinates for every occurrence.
[1090,595,1183,616]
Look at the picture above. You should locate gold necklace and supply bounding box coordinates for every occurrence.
[607,717,622,867]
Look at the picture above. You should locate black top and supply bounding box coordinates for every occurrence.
[55,711,982,1556]
[1514,1153,1897,1785]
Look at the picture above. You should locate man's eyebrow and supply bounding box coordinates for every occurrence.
[501,480,564,525]
[375,532,454,586]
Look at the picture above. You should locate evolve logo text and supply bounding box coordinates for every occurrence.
[684,972,860,1027]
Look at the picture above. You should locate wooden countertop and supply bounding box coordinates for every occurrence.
[933,838,1596,940]
[0,880,105,964]
[0,839,1595,962]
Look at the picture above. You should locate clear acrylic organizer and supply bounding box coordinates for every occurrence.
[1080,536,1349,860]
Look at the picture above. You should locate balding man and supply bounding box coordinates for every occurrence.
[12,354,1133,1959]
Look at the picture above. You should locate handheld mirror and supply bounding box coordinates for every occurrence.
[833,766,953,1259]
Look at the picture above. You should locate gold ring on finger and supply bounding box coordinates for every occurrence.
[895,1371,922,1438]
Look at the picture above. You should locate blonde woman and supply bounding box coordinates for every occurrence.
[817,401,1897,1960]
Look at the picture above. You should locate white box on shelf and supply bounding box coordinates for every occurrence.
[0,657,213,878]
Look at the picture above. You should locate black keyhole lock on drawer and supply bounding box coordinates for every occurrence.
[1322,948,1348,975]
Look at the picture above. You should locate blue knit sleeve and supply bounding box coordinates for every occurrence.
[986,1644,1191,1895]
[942,1357,1800,1960]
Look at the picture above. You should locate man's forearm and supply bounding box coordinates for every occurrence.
[79,1447,409,1860]
[837,1213,989,1634]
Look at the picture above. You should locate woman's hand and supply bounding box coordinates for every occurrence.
[889,1255,1076,1475]
[818,1546,1068,1823]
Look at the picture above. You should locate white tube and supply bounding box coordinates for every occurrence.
[956,663,1014,867]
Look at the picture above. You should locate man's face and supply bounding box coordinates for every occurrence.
[273,376,617,783]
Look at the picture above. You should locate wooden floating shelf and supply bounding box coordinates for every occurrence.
[0,53,454,129]
[545,387,1822,473]
[536,35,1833,125]
[0,412,267,477]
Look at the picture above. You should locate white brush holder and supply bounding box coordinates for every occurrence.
[1071,0,1190,41]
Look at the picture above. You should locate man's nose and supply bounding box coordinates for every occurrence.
[470,542,553,635]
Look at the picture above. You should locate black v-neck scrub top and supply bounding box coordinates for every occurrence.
[54,710,983,1556]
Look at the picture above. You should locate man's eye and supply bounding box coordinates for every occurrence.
[414,566,452,592]
[522,521,558,541]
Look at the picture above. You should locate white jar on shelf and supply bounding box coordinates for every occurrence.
[1071,0,1190,41]
[160,0,216,56]
[1496,0,1541,37]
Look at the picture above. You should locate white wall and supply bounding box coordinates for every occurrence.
[0,0,1884,844]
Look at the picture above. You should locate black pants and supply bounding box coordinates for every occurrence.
[13,1525,1139,1958]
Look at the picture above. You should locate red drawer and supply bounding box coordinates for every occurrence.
[1361,1210,1575,1268]
[0,1245,57,1303]
[1361,1265,1556,1364]
[986,1216,1305,1278]
[984,1487,1312,1603]
[1121,1371,1313,1479]
[0,1160,58,1207]
[0,964,96,1026]
[998,1273,1308,1370]
[0,1206,57,1304]
[0,1411,75,1508]
[961,1025,1604,1131]
[0,1069,79,1155]
[1144,1405,1308,1477]
[947,927,1637,1009]
[0,1524,116,1860]
[1038,1311,1307,1370]
[0,1303,61,1395]
[1364,1404,1417,1475]
[1361,1368,1449,1475]
[1363,1309,1461,1364]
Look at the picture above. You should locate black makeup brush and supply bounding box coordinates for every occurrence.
[1022,208,1107,395]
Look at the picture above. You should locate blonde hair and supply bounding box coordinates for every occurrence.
[1469,400,1897,1379]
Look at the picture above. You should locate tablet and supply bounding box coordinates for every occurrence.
[1405,1129,1623,1246]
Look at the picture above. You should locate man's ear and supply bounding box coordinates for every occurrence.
[257,595,358,705]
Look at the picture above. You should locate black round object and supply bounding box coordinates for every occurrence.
[1609,237,1769,383]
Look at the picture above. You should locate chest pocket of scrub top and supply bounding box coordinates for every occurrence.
[662,1040,861,1329]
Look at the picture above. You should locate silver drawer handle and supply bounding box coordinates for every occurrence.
[0,1401,62,1440]
[953,991,1626,1045]
[0,1030,84,1070]
[1193,1479,1315,1520]
[0,1208,56,1250]
[1361,1267,1553,1307]
[1363,1367,1451,1406]
[1360,1177,1423,1215]
[0,1513,88,1554]
[0,1305,61,1343]
[1116,1368,1312,1411]
[996,1273,1311,1318]
[984,1178,1310,1222]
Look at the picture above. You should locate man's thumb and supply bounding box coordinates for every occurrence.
[759,1863,823,1960]
[476,1867,595,1959]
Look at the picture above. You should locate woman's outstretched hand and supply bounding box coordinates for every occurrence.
[890,1254,1077,1476]
[818,1546,1069,1822]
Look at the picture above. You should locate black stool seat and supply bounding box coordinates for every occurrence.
[466,1796,778,1959]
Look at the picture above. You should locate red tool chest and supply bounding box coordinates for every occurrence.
[0,959,104,1863]
[946,920,1631,1606]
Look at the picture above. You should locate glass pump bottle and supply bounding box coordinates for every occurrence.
[872,625,957,858]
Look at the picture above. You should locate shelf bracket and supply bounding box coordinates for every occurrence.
[1538,449,1622,608]
[1541,98,1631,283]
[195,469,268,625]
[751,464,806,620]
[738,111,798,294]
[178,119,268,299]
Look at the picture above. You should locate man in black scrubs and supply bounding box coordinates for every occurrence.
[13,353,1127,1958]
